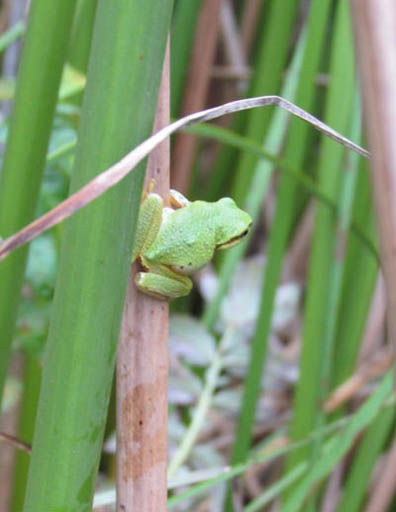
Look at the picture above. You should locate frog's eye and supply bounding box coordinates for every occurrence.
[217,227,250,249]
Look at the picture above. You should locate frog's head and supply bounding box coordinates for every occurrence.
[214,197,252,250]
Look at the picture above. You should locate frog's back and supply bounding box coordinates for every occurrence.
[145,201,217,273]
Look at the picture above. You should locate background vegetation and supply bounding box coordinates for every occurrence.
[0,0,393,511]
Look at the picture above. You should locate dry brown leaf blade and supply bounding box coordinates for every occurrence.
[0,95,369,262]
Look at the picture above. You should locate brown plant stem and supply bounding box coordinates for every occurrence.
[359,275,386,361]
[220,0,246,87]
[171,0,224,193]
[320,461,344,512]
[240,0,263,57]
[351,2,396,511]
[324,345,392,413]
[116,41,170,512]
[283,201,315,282]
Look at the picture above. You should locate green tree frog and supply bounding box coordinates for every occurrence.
[132,185,252,300]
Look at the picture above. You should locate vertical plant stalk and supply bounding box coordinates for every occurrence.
[321,461,344,512]
[220,0,245,79]
[170,0,202,117]
[0,0,78,406]
[283,202,314,281]
[171,0,223,193]
[218,1,248,107]
[351,2,396,511]
[116,42,170,512]
[240,0,263,57]
[230,0,300,205]
[351,0,396,370]
[359,275,386,361]
[223,29,307,512]
[68,0,98,74]
[331,157,378,390]
[286,0,355,480]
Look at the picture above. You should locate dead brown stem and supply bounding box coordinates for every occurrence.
[171,0,224,193]
[320,461,344,512]
[324,345,392,413]
[283,201,315,282]
[365,439,396,512]
[351,2,396,509]
[240,0,264,57]
[220,1,246,84]
[359,275,386,361]
[351,1,396,363]
[116,41,170,512]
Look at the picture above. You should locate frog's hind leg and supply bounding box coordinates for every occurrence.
[132,193,163,263]
[135,264,192,300]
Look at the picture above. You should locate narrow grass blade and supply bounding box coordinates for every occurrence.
[231,0,300,205]
[285,1,356,481]
[170,0,202,117]
[0,0,78,404]
[222,28,307,511]
[281,0,333,225]
[332,157,378,389]
[303,95,362,509]
[316,94,362,414]
[68,0,98,74]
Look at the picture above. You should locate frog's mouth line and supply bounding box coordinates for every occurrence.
[217,228,250,250]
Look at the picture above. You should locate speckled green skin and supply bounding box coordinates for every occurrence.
[132,191,252,299]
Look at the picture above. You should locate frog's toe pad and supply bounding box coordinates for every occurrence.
[135,272,192,300]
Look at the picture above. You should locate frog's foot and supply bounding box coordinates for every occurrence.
[135,265,192,300]
[132,192,163,263]
[141,179,157,202]
[169,189,190,209]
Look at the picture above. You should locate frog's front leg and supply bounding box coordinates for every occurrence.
[135,262,192,300]
[132,193,163,263]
